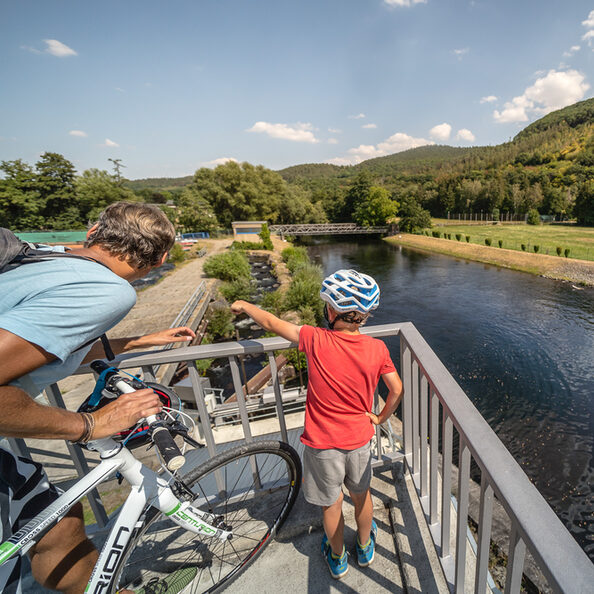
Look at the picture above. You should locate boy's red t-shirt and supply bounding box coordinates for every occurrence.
[298,325,396,450]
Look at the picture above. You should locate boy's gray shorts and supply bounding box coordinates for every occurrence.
[302,440,372,507]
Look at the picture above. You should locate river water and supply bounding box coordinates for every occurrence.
[306,238,594,560]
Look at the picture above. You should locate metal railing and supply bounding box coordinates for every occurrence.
[19,323,594,591]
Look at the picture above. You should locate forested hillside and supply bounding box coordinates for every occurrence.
[2,99,593,231]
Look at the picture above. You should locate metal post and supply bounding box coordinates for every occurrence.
[401,338,412,464]
[268,353,288,442]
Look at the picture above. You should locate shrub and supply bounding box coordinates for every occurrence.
[447,233,452,240]
[398,196,432,233]
[232,241,265,250]
[527,209,541,225]
[207,304,235,339]
[284,263,324,320]
[498,239,503,248]
[432,230,441,238]
[204,251,250,281]
[556,246,563,256]
[465,235,470,242]
[281,246,309,273]
[492,207,500,222]
[259,223,273,250]
[455,233,461,241]
[260,289,284,316]
[521,244,527,251]
[168,243,186,264]
[564,248,571,258]
[533,245,540,253]
[485,238,492,246]
[219,278,253,302]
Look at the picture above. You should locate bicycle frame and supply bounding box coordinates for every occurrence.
[0,437,232,592]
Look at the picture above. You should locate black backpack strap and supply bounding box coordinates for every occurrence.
[100,334,116,361]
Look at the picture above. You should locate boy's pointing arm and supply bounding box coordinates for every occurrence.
[231,300,302,344]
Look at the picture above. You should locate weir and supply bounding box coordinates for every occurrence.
[15,323,594,593]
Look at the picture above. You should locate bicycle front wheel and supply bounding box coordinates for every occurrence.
[114,440,302,593]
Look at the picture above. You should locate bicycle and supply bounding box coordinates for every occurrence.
[0,361,302,593]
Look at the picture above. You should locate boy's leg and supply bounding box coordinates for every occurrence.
[349,488,373,546]
[322,491,345,556]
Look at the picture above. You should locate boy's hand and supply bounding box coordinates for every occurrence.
[365,411,381,425]
[231,301,246,315]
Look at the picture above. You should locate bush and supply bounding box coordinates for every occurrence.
[284,263,324,320]
[232,241,266,250]
[556,246,563,256]
[447,233,452,240]
[432,230,441,238]
[485,238,492,246]
[455,233,461,241]
[564,248,571,258]
[526,209,541,225]
[204,251,250,281]
[521,244,527,251]
[492,208,500,222]
[465,235,470,242]
[533,245,540,253]
[219,278,253,302]
[260,289,284,316]
[259,223,273,250]
[398,196,432,233]
[168,243,186,264]
[207,304,235,339]
[498,239,503,248]
[281,246,309,273]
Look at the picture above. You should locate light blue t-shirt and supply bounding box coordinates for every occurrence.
[0,252,136,394]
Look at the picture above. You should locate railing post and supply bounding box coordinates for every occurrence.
[441,412,453,558]
[401,337,412,464]
[455,437,471,593]
[268,353,288,443]
[419,374,428,498]
[505,524,527,594]
[475,478,494,594]
[412,360,420,478]
[429,389,439,525]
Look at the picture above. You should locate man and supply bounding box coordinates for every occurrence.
[0,202,195,593]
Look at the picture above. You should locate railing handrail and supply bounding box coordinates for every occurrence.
[397,322,594,592]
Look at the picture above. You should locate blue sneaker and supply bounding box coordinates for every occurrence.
[321,534,348,579]
[356,520,377,567]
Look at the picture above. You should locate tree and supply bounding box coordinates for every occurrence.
[353,186,399,227]
[176,186,218,232]
[278,184,327,224]
[75,169,138,222]
[341,171,372,221]
[574,181,594,225]
[398,196,432,233]
[35,152,79,229]
[0,160,45,230]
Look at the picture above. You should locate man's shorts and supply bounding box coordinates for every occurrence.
[302,440,372,507]
[0,445,60,594]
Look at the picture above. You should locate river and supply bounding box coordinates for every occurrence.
[305,238,594,561]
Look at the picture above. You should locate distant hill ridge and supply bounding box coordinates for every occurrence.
[127,97,594,190]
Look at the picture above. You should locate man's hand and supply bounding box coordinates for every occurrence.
[124,326,196,350]
[90,388,163,439]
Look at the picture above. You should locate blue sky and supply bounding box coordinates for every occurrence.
[1,0,593,179]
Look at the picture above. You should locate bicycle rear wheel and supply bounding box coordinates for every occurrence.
[113,439,302,593]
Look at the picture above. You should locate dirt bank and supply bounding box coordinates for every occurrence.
[385,234,594,286]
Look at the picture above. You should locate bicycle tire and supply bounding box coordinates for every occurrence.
[112,439,302,593]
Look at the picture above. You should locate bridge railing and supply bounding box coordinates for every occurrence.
[14,323,593,592]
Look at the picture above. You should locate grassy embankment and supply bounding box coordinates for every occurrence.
[386,223,594,286]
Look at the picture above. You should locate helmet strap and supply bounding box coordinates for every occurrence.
[323,304,336,330]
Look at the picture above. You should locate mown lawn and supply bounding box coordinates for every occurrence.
[428,223,594,261]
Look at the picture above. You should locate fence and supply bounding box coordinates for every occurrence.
[11,323,593,592]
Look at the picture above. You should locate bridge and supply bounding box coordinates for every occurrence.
[269,222,389,236]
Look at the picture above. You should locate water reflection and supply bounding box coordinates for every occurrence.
[307,239,594,559]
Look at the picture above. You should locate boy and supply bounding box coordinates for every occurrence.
[231,269,402,579]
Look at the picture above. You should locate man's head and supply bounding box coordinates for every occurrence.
[85,202,175,270]
[320,269,380,329]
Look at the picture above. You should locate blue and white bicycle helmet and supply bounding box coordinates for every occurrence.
[320,269,380,313]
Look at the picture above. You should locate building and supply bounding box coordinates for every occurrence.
[231,221,266,242]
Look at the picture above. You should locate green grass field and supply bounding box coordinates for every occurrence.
[429,223,594,261]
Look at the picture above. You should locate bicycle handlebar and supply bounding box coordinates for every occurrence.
[90,361,186,471]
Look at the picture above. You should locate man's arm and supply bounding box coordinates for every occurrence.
[365,371,403,425]
[231,300,301,344]
[0,329,162,440]
[81,326,196,363]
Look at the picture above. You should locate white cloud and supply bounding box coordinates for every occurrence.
[20,45,42,54]
[494,69,590,123]
[582,10,594,29]
[115,87,126,93]
[456,128,475,142]
[201,157,238,168]
[429,123,452,141]
[247,121,319,143]
[384,0,427,7]
[69,130,87,137]
[563,45,581,57]
[348,113,366,119]
[362,123,377,129]
[329,131,433,165]
[328,138,339,145]
[582,30,594,45]
[480,95,497,103]
[328,128,342,133]
[101,138,119,147]
[453,48,470,59]
[43,39,77,57]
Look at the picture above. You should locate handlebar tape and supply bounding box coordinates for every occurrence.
[151,424,186,471]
